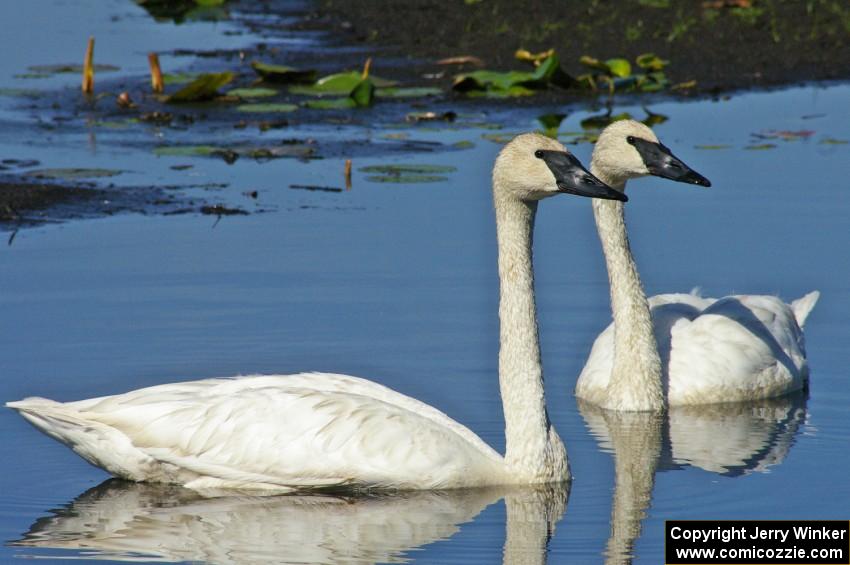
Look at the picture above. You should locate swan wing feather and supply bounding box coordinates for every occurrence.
[8,373,505,489]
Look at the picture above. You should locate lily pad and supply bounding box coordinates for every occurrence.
[695,144,732,150]
[481,132,517,144]
[304,98,357,110]
[605,58,632,78]
[376,86,442,98]
[452,53,567,95]
[289,71,396,96]
[24,168,122,180]
[745,143,777,150]
[236,103,298,113]
[359,164,456,175]
[350,78,375,106]
[365,174,448,184]
[167,72,234,103]
[580,112,633,130]
[163,72,202,85]
[0,88,42,98]
[251,62,317,84]
[636,53,669,71]
[153,145,220,157]
[820,138,849,145]
[538,113,566,138]
[27,63,119,75]
[227,87,278,98]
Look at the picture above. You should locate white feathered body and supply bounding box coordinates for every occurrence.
[576,290,819,406]
[7,373,511,491]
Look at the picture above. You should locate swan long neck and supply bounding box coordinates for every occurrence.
[494,193,568,482]
[590,162,664,411]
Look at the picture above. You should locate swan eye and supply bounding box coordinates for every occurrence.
[626,136,636,145]
[534,149,545,159]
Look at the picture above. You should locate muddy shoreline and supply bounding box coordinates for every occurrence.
[311,0,850,94]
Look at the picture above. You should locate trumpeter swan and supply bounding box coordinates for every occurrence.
[8,133,625,490]
[575,120,819,411]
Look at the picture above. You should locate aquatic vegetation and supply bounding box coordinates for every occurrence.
[452,52,570,97]
[236,103,298,113]
[251,62,317,84]
[577,53,670,93]
[360,164,456,183]
[24,168,123,180]
[227,87,278,99]
[166,72,234,102]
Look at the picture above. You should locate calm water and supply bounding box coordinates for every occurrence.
[1,2,848,564]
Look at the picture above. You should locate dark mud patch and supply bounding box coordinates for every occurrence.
[0,178,244,232]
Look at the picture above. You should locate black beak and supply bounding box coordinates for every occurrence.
[536,150,627,202]
[628,137,711,187]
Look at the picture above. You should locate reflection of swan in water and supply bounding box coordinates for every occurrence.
[10,481,569,565]
[578,392,808,564]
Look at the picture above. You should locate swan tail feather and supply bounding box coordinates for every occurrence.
[6,397,154,480]
[790,290,820,328]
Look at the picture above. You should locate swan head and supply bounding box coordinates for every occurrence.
[592,120,711,187]
[493,133,626,203]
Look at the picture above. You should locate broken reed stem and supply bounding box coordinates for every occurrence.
[344,159,352,190]
[82,36,95,95]
[361,57,372,80]
[148,52,164,94]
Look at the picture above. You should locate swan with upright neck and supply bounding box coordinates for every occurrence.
[576,120,818,411]
[8,133,624,490]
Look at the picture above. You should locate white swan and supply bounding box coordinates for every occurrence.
[7,133,626,490]
[575,120,819,411]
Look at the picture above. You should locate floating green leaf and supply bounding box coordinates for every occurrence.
[289,71,396,96]
[580,112,633,130]
[820,137,849,145]
[251,62,317,84]
[153,145,220,157]
[304,98,357,110]
[538,113,567,138]
[366,174,448,184]
[27,63,119,75]
[453,54,567,96]
[481,132,517,144]
[605,58,632,78]
[24,168,122,179]
[376,86,442,98]
[359,164,456,175]
[636,53,669,71]
[236,103,298,113]
[350,78,375,106]
[695,144,732,150]
[0,88,42,98]
[453,140,475,149]
[745,143,777,150]
[227,87,278,98]
[163,72,201,85]
[167,72,234,103]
